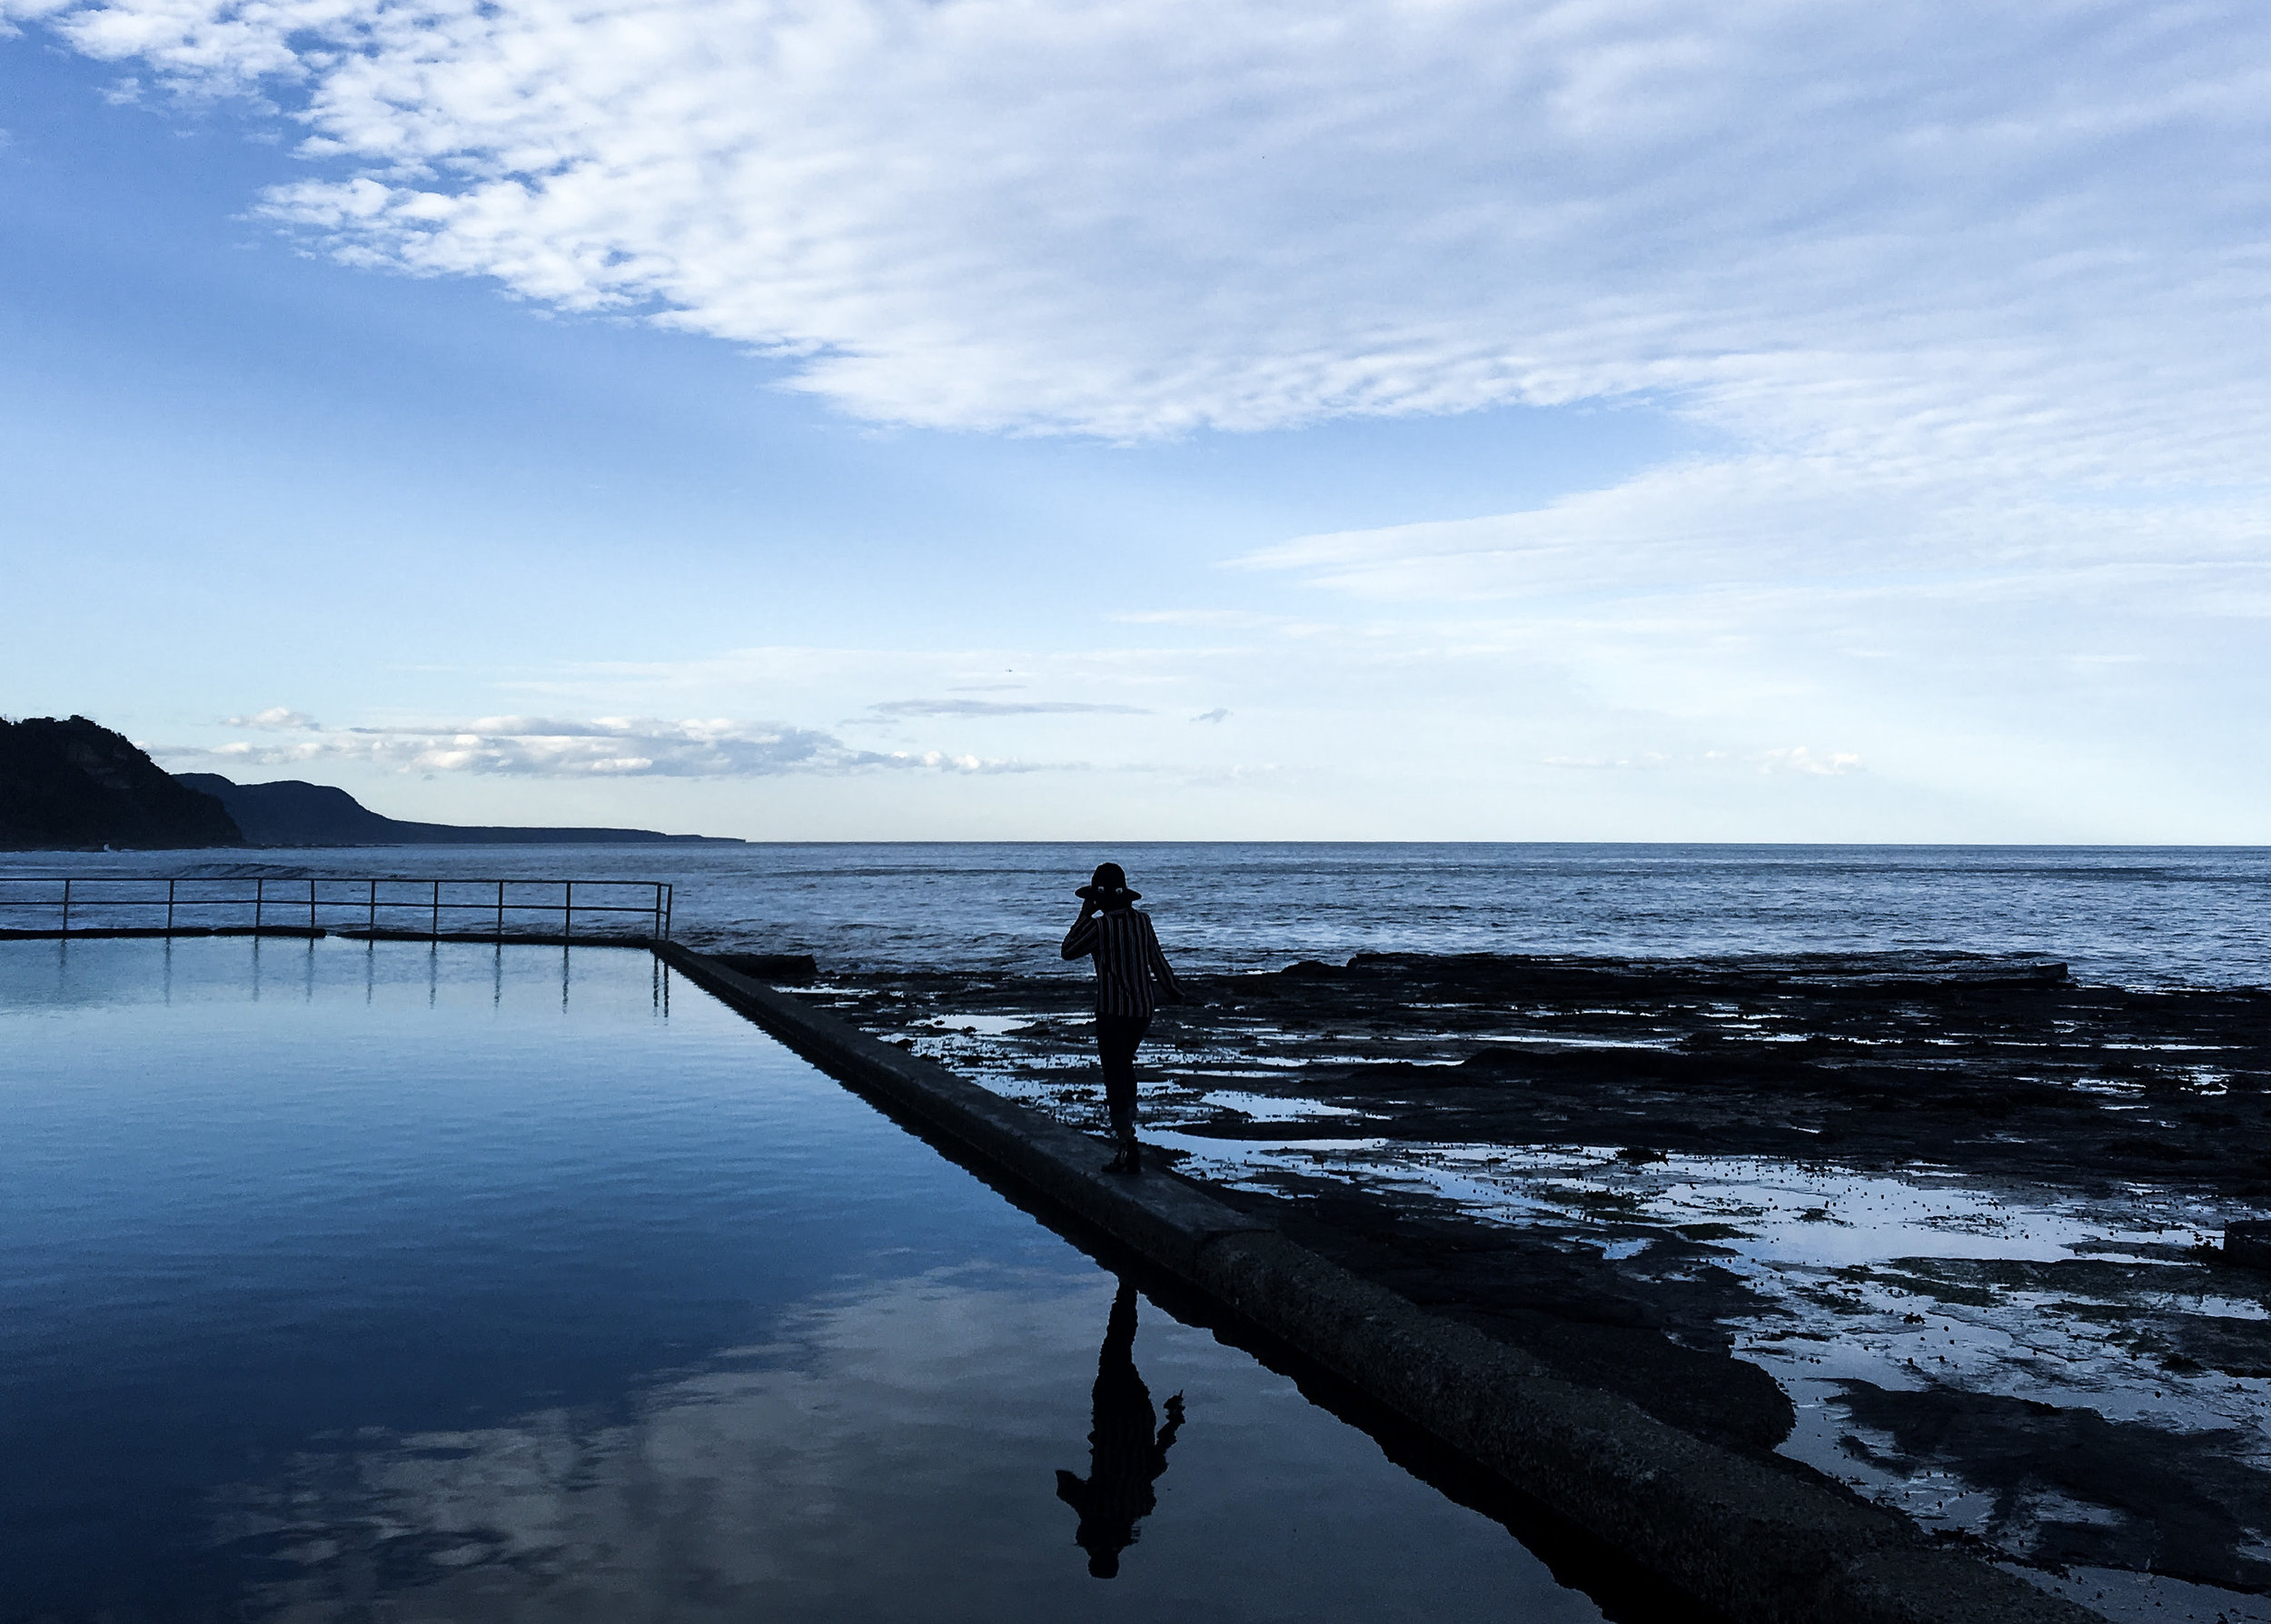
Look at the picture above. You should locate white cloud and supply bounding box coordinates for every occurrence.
[1542,748,1862,776]
[1231,452,2266,824]
[1240,458,2271,603]
[135,609,2267,836]
[1543,753,1678,771]
[209,1272,1133,1618]
[164,714,1064,777]
[870,698,1149,718]
[223,706,322,730]
[1755,747,1863,777]
[9,0,2268,474]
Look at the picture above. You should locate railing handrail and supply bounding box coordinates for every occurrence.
[0,874,669,886]
[0,874,673,942]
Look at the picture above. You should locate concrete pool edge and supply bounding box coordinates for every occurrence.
[659,944,2097,1624]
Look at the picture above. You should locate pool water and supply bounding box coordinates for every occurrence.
[0,937,1602,1622]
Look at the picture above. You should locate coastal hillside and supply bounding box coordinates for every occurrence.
[174,773,742,847]
[0,717,243,849]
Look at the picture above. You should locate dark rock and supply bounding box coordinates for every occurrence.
[1831,1379,2271,1592]
[2226,1220,2271,1271]
[2157,1312,2271,1377]
[0,717,241,849]
[715,952,818,984]
[1344,948,2069,995]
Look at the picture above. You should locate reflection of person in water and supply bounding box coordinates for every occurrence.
[1055,1282,1185,1579]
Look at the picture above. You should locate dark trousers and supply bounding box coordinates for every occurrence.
[1095,1013,1152,1143]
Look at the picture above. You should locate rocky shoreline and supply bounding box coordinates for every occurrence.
[729,948,2271,1621]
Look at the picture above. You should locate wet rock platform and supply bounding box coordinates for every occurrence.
[739,947,2271,1624]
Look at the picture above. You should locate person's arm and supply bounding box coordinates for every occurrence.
[1061,908,1100,961]
[1153,1391,1185,1471]
[1141,916,1185,1002]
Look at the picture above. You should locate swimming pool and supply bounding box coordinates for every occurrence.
[0,936,1603,1621]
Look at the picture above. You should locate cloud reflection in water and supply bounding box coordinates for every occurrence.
[210,1266,1587,1622]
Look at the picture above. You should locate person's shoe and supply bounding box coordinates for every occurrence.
[1101,1148,1134,1175]
[1122,1140,1144,1175]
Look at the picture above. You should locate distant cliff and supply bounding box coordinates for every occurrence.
[0,718,244,849]
[173,774,743,847]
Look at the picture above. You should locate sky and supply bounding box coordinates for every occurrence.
[3,0,2267,842]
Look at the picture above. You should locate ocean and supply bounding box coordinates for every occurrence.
[5,843,2266,988]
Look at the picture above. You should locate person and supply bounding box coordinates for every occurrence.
[1054,1282,1185,1578]
[1060,861,1184,1174]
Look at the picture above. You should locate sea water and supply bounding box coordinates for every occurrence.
[7,842,2266,985]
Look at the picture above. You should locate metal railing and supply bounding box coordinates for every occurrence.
[0,876,672,943]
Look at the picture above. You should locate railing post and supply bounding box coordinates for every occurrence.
[563,880,573,943]
[61,877,71,936]
[254,878,263,934]
[663,884,673,942]
[495,880,505,941]
[368,878,376,935]
[166,877,176,936]
[309,878,318,934]
[431,879,440,940]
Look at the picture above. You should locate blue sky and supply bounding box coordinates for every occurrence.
[4,2,2267,841]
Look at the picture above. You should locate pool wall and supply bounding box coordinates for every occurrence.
[660,943,2097,1624]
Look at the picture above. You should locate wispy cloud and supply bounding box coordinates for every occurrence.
[162,716,1067,777]
[223,707,322,730]
[1756,748,1863,777]
[1241,459,2271,604]
[1191,708,1231,725]
[8,0,2266,479]
[1545,748,1863,777]
[1109,610,1285,629]
[1542,754,1680,771]
[869,698,1150,718]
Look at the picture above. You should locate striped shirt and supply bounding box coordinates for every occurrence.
[1061,908,1183,1017]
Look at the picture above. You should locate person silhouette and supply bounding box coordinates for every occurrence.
[1054,1282,1185,1579]
[1061,861,1185,1174]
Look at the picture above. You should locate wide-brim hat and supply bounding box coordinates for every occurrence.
[1076,862,1139,903]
